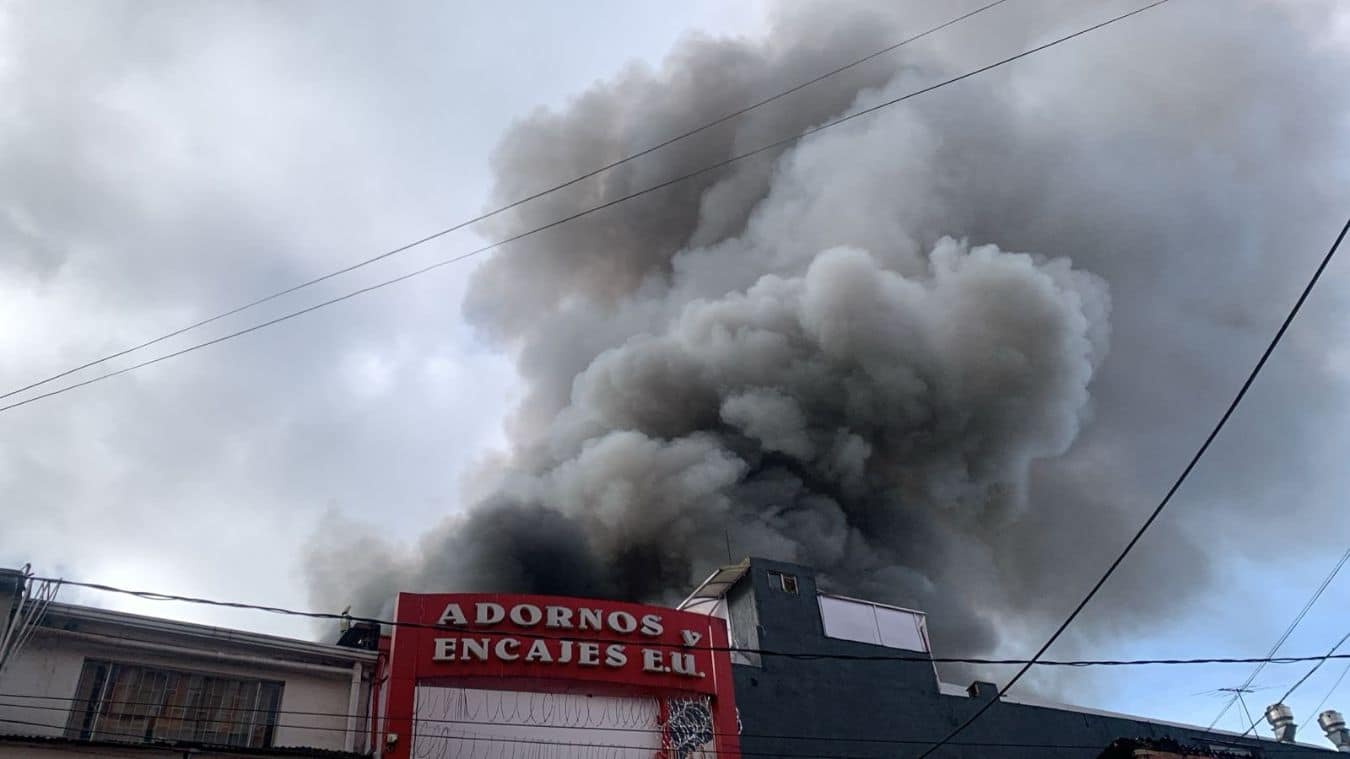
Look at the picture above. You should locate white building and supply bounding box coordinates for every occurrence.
[0,569,378,758]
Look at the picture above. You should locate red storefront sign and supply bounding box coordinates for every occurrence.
[380,592,740,758]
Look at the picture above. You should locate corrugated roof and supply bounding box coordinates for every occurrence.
[677,560,750,612]
[37,601,377,666]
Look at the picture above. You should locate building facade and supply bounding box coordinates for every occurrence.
[0,570,378,758]
[1,562,1343,757]
[378,591,739,758]
[686,557,1337,758]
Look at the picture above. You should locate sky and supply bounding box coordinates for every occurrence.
[3,0,1350,742]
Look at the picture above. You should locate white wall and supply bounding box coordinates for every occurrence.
[411,687,663,758]
[0,631,364,753]
[0,637,87,738]
[272,663,360,750]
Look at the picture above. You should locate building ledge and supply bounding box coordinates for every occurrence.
[37,602,377,668]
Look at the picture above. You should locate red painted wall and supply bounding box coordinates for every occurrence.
[380,592,740,758]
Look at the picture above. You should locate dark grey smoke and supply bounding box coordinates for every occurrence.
[306,0,1350,679]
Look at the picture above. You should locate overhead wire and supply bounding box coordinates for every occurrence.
[0,712,1220,759]
[0,714,1109,757]
[1309,656,1350,720]
[0,0,1013,406]
[1208,546,1350,728]
[0,1,1340,753]
[914,167,1350,756]
[1241,629,1350,737]
[0,702,1325,757]
[29,574,1350,669]
[2,0,1168,415]
[0,2,1336,755]
[0,690,1313,743]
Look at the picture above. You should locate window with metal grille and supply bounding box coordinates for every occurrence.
[64,660,283,748]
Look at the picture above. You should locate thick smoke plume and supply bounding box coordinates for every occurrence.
[307,0,1350,671]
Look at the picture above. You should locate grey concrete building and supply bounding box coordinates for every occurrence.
[681,558,1340,758]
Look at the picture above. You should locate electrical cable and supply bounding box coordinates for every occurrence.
[0,706,1325,757]
[0,0,1013,406]
[29,574,1350,668]
[1,0,1169,415]
[914,214,1350,754]
[0,691,1317,746]
[0,714,1107,758]
[1241,629,1350,737]
[1309,657,1350,722]
[1208,546,1350,728]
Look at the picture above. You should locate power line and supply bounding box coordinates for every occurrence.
[0,0,1013,406]
[0,716,726,759]
[1208,546,1350,729]
[0,714,1104,758]
[1242,629,1350,737]
[0,688,1322,745]
[915,208,1350,752]
[1309,656,1350,720]
[0,703,1325,757]
[27,574,1350,669]
[0,697,1000,752]
[0,697,1084,750]
[0,712,1201,759]
[1,0,1166,415]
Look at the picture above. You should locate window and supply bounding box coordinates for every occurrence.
[767,570,799,595]
[818,594,930,652]
[65,660,283,748]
